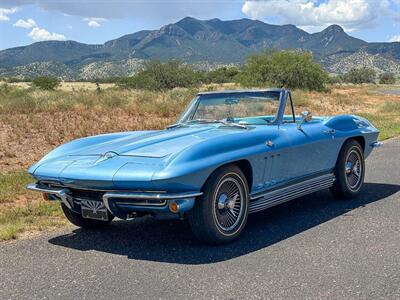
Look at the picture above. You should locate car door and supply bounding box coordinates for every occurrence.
[278,93,337,181]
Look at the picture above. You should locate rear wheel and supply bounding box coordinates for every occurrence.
[330,139,365,199]
[188,165,249,245]
[61,203,114,228]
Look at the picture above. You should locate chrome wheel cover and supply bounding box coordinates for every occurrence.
[345,149,363,190]
[213,175,245,232]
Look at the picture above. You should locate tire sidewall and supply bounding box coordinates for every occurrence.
[197,165,249,243]
[210,171,249,237]
[332,139,365,198]
[342,144,365,193]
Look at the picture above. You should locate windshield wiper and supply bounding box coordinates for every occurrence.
[215,120,248,129]
[167,119,248,129]
[189,119,248,129]
[166,123,183,129]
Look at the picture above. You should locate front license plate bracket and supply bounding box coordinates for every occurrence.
[80,200,109,221]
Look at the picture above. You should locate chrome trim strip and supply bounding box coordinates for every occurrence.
[26,183,72,209]
[103,191,203,201]
[249,174,335,214]
[114,200,167,207]
[371,141,383,148]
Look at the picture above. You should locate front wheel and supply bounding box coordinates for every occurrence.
[61,203,114,228]
[330,139,365,199]
[188,165,249,245]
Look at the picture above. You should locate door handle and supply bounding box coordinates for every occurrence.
[323,129,336,135]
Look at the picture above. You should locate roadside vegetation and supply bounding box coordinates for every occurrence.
[0,51,399,241]
[0,171,66,241]
[32,76,61,90]
[237,51,329,91]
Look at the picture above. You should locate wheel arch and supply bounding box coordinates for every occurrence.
[202,159,253,192]
[334,136,365,168]
[343,136,365,153]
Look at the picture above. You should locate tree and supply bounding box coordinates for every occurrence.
[32,76,60,90]
[379,72,396,84]
[237,50,329,91]
[341,67,376,84]
[117,60,201,90]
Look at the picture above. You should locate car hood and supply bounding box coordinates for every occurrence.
[68,125,241,158]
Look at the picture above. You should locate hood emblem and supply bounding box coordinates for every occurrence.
[95,151,117,164]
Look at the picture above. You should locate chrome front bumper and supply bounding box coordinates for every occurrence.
[26,183,72,209]
[26,183,202,218]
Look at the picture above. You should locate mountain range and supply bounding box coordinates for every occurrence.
[1,17,399,80]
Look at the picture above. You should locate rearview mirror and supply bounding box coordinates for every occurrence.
[297,111,312,129]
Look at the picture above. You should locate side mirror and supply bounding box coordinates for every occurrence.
[297,111,312,129]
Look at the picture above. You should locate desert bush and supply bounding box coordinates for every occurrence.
[341,67,376,84]
[329,75,343,84]
[237,50,329,91]
[117,60,201,90]
[379,72,396,84]
[202,66,240,84]
[32,76,60,90]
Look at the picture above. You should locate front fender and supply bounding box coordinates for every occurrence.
[151,128,285,191]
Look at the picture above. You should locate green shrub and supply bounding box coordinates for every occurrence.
[379,73,396,84]
[203,66,240,84]
[341,67,376,84]
[32,76,60,90]
[329,75,343,84]
[117,60,201,90]
[236,50,329,91]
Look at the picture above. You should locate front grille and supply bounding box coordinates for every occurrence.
[112,198,167,207]
[69,189,104,201]
[39,181,104,201]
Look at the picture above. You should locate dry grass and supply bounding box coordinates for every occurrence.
[0,83,399,173]
[6,81,115,91]
[0,200,66,241]
[0,171,66,241]
[0,82,399,241]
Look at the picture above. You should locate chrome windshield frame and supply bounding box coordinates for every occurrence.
[175,89,287,126]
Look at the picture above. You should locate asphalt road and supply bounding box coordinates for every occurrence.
[1,138,399,299]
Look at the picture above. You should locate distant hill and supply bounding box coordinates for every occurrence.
[1,17,399,79]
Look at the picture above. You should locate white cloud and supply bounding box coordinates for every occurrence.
[13,18,36,28]
[0,7,17,21]
[84,17,107,27]
[242,0,394,32]
[88,20,100,27]
[388,35,400,42]
[0,1,236,27]
[28,27,66,41]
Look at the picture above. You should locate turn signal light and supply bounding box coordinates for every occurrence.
[169,202,178,213]
[42,193,49,201]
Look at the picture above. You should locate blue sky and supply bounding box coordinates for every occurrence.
[0,0,399,50]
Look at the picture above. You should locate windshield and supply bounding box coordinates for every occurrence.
[179,91,281,125]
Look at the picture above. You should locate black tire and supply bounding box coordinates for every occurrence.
[188,164,249,245]
[61,203,114,228]
[330,139,365,199]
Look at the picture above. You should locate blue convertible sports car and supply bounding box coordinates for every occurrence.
[27,88,382,244]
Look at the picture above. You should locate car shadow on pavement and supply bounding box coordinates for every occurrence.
[49,182,399,265]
